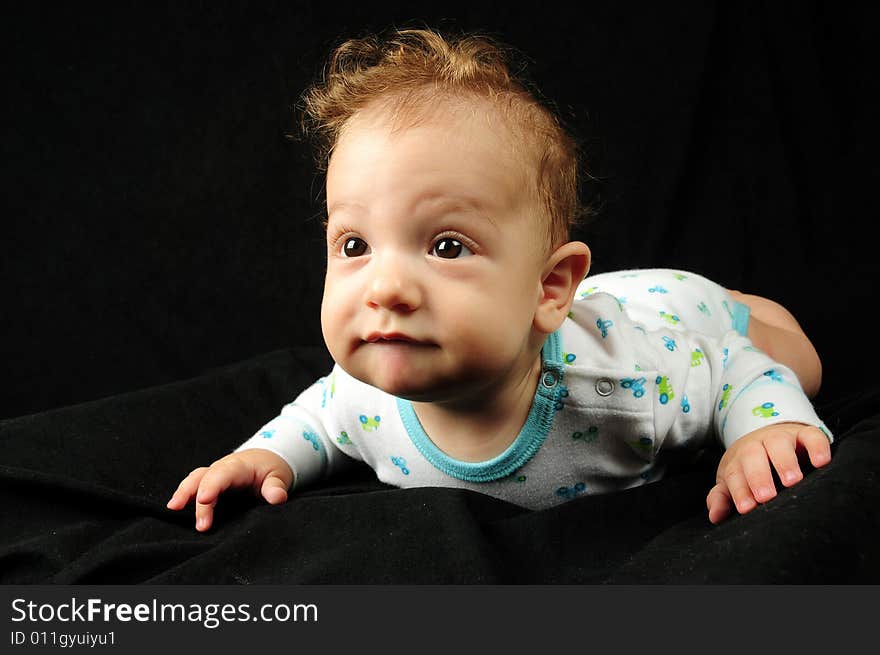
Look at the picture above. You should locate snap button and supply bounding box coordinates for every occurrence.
[541,371,558,388]
[595,378,615,396]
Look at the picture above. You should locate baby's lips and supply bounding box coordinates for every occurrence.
[364,331,418,343]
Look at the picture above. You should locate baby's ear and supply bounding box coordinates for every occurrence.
[534,241,591,334]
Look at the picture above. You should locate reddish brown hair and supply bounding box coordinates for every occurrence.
[300,28,584,247]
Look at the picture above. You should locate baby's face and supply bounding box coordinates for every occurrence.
[321,102,549,404]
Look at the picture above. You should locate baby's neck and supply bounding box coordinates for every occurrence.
[411,356,543,462]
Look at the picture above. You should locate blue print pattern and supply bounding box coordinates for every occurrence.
[659,311,680,326]
[391,456,410,475]
[753,402,780,418]
[763,369,783,382]
[554,385,570,411]
[620,377,647,398]
[719,384,732,410]
[302,430,321,451]
[655,375,675,404]
[572,426,599,443]
[555,482,586,500]
[628,436,653,454]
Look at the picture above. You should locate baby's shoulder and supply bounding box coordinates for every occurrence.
[562,292,651,366]
[562,287,716,376]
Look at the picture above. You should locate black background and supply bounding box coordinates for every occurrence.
[5,0,877,418]
[3,0,880,586]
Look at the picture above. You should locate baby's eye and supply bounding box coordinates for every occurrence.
[341,237,370,257]
[431,237,473,259]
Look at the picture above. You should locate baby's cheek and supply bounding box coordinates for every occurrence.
[455,312,528,361]
[320,293,350,353]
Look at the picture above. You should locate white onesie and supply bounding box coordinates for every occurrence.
[236,269,831,510]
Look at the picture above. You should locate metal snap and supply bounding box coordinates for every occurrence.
[595,378,615,396]
[541,371,558,388]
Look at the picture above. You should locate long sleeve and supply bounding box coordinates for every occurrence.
[708,332,832,447]
[576,269,832,453]
[648,323,832,453]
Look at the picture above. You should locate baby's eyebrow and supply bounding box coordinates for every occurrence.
[326,200,366,217]
[414,194,498,227]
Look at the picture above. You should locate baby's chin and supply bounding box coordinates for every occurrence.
[341,362,473,403]
[355,372,453,402]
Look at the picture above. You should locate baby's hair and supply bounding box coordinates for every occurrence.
[300,27,584,248]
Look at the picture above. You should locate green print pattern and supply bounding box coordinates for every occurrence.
[719,384,733,410]
[359,415,381,431]
[628,436,653,455]
[659,310,680,326]
[655,376,675,404]
[752,402,780,418]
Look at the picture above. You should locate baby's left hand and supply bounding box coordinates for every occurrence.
[706,422,832,524]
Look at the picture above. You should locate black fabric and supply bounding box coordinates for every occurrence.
[3,1,879,583]
[2,352,878,583]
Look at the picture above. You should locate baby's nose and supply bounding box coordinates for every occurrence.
[365,256,421,312]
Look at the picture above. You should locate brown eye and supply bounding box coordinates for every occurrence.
[342,237,369,257]
[432,237,472,259]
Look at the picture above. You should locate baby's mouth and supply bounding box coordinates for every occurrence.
[363,332,435,346]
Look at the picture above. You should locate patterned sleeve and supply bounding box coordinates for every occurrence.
[708,332,833,448]
[580,268,832,450]
[233,372,352,490]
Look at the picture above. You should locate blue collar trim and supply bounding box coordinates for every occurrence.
[396,331,564,483]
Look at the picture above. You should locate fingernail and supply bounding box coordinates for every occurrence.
[737,498,755,512]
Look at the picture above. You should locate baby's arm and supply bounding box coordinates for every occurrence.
[705,421,831,524]
[167,449,293,532]
[727,290,822,398]
[167,373,343,531]
[703,332,833,524]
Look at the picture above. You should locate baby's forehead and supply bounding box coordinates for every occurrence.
[347,94,541,178]
[355,91,533,144]
[334,93,555,243]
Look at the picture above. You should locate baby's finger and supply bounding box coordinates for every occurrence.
[721,467,757,515]
[706,482,734,525]
[738,442,776,504]
[194,458,254,507]
[166,467,209,509]
[195,499,216,532]
[191,458,255,531]
[260,474,289,505]
[799,427,832,469]
[764,437,803,487]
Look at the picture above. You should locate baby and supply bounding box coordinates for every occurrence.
[168,28,831,530]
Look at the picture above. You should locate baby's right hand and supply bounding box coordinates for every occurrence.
[166,449,294,532]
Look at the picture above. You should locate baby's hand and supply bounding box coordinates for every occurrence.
[166,449,294,532]
[706,422,831,525]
